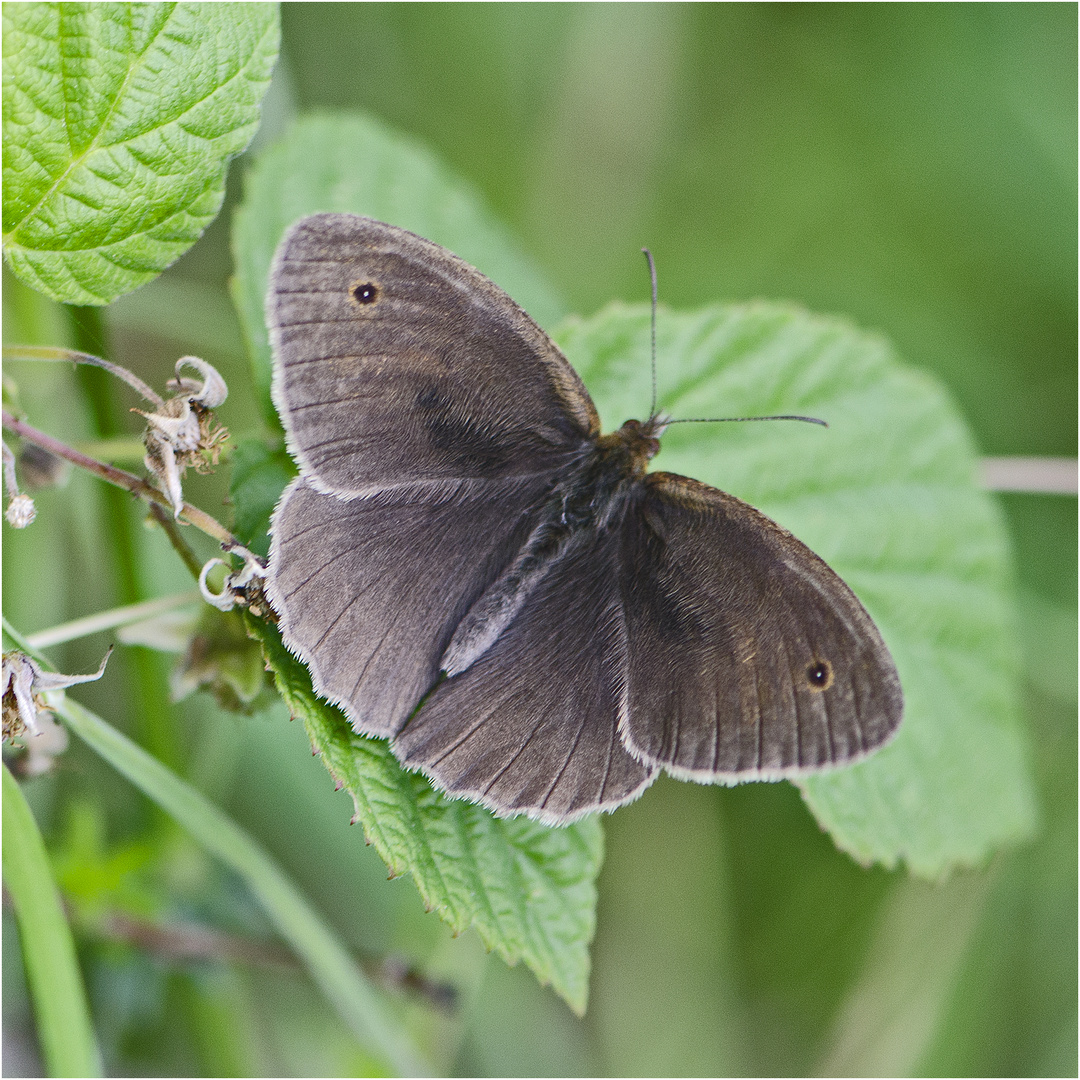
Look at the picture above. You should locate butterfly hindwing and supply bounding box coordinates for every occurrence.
[618,473,903,779]
[268,473,553,737]
[393,526,657,824]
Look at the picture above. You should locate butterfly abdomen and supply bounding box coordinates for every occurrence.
[440,428,652,677]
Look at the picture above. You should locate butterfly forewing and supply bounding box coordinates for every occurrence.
[617,473,903,779]
[268,214,598,497]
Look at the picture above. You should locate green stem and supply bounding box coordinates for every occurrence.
[53,696,430,1078]
[3,764,103,1078]
[4,344,163,407]
[65,306,178,770]
[2,615,46,661]
[147,502,205,579]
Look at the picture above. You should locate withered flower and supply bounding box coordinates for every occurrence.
[3,440,36,528]
[138,357,229,517]
[2,649,112,773]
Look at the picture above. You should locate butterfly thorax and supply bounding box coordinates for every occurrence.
[438,417,666,678]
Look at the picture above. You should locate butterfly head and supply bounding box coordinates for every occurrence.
[605,415,669,478]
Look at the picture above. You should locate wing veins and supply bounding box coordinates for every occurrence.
[282,545,363,604]
[538,707,591,811]
[287,391,384,411]
[424,708,493,769]
[310,575,373,652]
[481,712,549,797]
[348,620,398,703]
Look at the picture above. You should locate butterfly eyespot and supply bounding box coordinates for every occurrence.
[806,660,834,691]
[350,280,379,305]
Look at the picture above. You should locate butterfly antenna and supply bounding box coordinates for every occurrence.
[642,247,659,419]
[638,248,825,429]
[668,414,829,427]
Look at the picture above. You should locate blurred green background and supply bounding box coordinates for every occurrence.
[4,4,1075,1076]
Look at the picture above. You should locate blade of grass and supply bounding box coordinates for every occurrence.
[3,763,103,1078]
[815,872,990,1076]
[51,694,430,1077]
[25,591,201,650]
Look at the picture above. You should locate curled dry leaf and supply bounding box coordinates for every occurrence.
[198,544,269,613]
[167,356,229,409]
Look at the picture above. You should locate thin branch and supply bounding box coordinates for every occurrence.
[2,410,237,547]
[148,503,206,580]
[979,456,1077,495]
[101,910,297,969]
[91,911,458,1012]
[3,345,163,406]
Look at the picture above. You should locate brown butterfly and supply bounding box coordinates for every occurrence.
[265,214,902,825]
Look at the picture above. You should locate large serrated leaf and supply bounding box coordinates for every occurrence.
[2,2,279,305]
[246,614,603,1016]
[231,111,565,427]
[556,301,1036,875]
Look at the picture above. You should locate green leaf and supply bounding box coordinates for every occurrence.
[556,301,1036,875]
[51,692,428,1076]
[228,435,295,556]
[231,111,566,427]
[3,763,102,1078]
[247,614,604,1016]
[2,2,279,305]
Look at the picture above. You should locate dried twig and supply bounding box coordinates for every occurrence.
[2,410,237,547]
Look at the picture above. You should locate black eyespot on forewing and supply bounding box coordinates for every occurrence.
[806,659,834,691]
[350,280,379,305]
